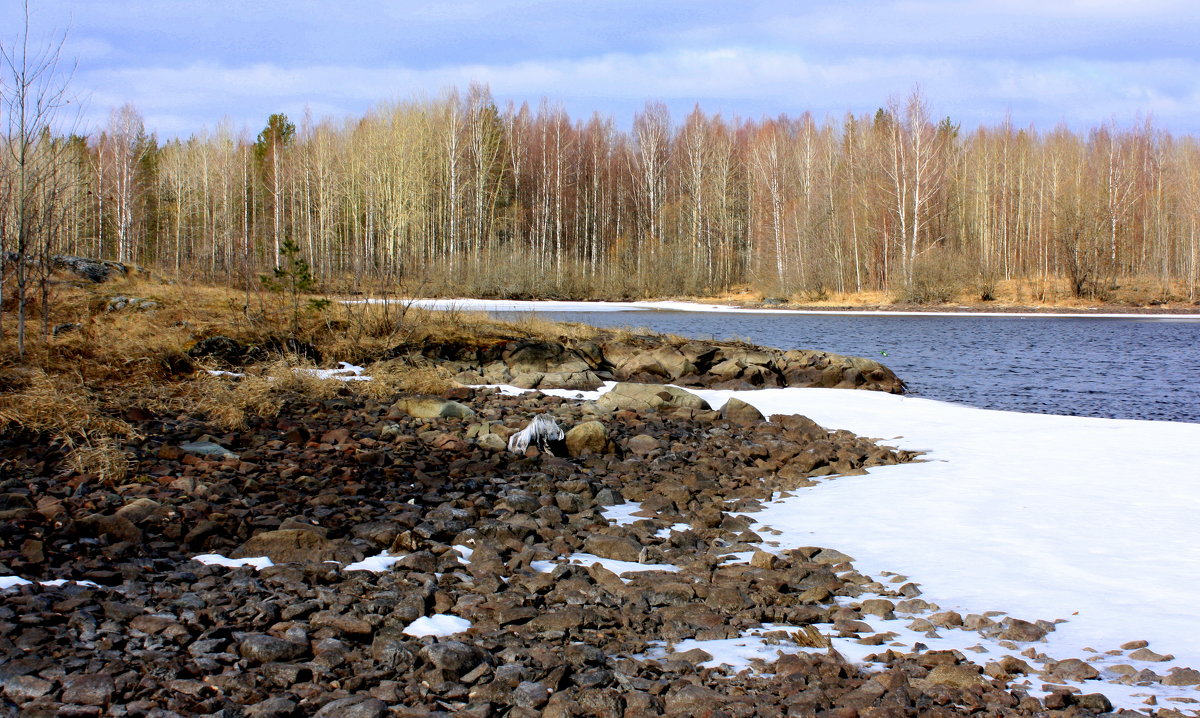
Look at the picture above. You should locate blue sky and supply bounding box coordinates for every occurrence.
[4,0,1199,138]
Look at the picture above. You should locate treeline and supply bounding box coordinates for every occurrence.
[7,84,1200,301]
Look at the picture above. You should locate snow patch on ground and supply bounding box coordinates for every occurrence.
[344,552,404,572]
[402,614,472,637]
[1,576,100,590]
[191,554,275,570]
[599,501,654,526]
[206,361,371,382]
[531,552,680,582]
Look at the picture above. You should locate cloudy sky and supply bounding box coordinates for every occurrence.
[4,0,1199,138]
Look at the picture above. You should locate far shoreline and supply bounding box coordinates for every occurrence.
[372,296,1200,320]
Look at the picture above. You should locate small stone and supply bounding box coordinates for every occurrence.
[626,434,660,455]
[924,665,987,689]
[1129,647,1174,662]
[860,598,896,619]
[0,674,53,702]
[512,681,551,710]
[61,674,115,707]
[998,617,1047,642]
[1074,693,1113,713]
[1121,639,1149,650]
[238,634,307,664]
[1047,658,1099,681]
[1164,668,1200,686]
[313,696,387,718]
[749,550,776,569]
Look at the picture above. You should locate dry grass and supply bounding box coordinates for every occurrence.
[0,368,140,483]
[350,361,457,402]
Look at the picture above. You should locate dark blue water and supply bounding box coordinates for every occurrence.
[513,311,1200,423]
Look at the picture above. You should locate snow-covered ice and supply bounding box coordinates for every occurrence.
[402,614,472,637]
[382,297,1200,321]
[683,386,1200,710]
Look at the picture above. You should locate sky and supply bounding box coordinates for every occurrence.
[3,0,1200,139]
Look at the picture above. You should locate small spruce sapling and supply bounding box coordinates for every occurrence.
[260,238,329,333]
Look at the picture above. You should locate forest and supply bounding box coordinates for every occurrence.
[5,84,1200,305]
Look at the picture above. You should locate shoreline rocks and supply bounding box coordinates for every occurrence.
[0,374,1144,716]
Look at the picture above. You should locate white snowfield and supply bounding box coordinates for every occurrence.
[684,386,1200,710]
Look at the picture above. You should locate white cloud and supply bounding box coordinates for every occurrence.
[74,47,1200,137]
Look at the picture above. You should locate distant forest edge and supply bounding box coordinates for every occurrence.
[8,84,1200,302]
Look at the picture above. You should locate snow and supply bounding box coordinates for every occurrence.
[344,551,404,572]
[1,576,102,590]
[206,362,371,382]
[402,614,472,637]
[681,386,1200,711]
[297,361,371,382]
[531,552,680,581]
[599,501,654,526]
[480,382,616,401]
[191,554,275,570]
[478,377,1200,709]
[655,522,692,539]
[375,297,1200,321]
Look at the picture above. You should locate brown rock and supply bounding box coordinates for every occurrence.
[923,664,987,689]
[596,382,710,412]
[1129,647,1174,662]
[998,617,1047,642]
[583,535,642,562]
[626,434,660,455]
[1164,668,1200,686]
[231,529,344,564]
[565,421,609,456]
[721,397,765,425]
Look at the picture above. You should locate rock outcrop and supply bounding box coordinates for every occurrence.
[408,334,905,394]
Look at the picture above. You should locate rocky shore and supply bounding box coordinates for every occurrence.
[0,357,1147,718]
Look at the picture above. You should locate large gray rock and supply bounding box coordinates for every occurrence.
[503,340,593,375]
[596,383,710,412]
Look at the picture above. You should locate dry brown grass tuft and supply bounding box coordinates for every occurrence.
[191,356,352,430]
[0,368,140,483]
[63,433,133,484]
[0,369,137,441]
[349,361,457,402]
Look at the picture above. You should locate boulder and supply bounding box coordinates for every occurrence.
[565,421,609,456]
[583,535,642,562]
[231,529,348,564]
[51,254,130,283]
[721,397,764,424]
[596,383,710,412]
[503,340,592,375]
[391,397,475,419]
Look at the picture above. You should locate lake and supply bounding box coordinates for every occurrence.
[496,309,1200,423]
